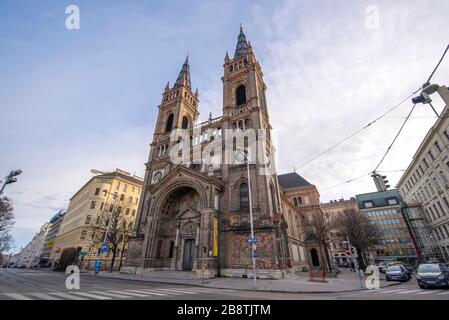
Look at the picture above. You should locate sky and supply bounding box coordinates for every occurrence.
[1,0,449,252]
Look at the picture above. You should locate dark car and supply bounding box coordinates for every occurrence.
[385,264,411,282]
[416,263,449,289]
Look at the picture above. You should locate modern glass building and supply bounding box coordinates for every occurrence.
[356,189,417,264]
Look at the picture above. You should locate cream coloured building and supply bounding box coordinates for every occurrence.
[54,169,143,271]
[397,86,449,262]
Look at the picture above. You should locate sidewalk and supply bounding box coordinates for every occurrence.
[82,269,400,294]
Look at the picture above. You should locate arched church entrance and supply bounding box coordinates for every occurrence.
[310,248,320,267]
[154,186,203,271]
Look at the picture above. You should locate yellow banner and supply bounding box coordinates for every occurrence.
[47,241,55,248]
[213,215,218,257]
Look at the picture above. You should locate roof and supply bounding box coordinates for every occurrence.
[234,25,248,58]
[277,172,313,190]
[174,55,191,88]
[355,189,403,209]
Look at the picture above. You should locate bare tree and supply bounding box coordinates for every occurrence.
[92,196,135,272]
[302,207,337,272]
[0,197,14,254]
[336,208,381,270]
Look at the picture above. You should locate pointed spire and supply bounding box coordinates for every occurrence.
[175,54,191,88]
[165,81,170,91]
[234,23,248,58]
[225,51,230,62]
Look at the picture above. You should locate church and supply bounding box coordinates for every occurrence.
[123,27,325,279]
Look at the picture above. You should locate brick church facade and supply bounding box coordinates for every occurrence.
[123,27,324,279]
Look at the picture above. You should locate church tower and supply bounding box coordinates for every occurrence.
[218,26,288,278]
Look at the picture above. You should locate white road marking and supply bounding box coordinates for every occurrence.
[397,289,421,294]
[123,289,167,296]
[28,292,60,300]
[3,293,33,300]
[417,290,436,295]
[90,291,135,299]
[154,288,198,295]
[107,290,148,297]
[48,292,88,300]
[70,292,112,300]
[437,291,449,295]
[380,289,404,293]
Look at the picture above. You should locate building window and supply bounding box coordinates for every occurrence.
[123,184,127,192]
[293,197,298,207]
[100,202,104,211]
[125,208,130,216]
[128,196,133,204]
[85,215,91,224]
[94,188,100,195]
[132,210,136,217]
[109,204,114,213]
[96,216,100,224]
[435,141,442,153]
[235,85,246,106]
[166,113,174,132]
[387,198,398,205]
[120,194,125,201]
[135,198,139,205]
[116,182,120,190]
[428,151,435,162]
[364,201,374,208]
[181,116,189,129]
[90,201,96,209]
[270,183,277,213]
[239,183,249,209]
[168,241,174,258]
[80,230,87,239]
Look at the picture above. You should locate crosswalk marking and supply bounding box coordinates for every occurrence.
[397,289,421,294]
[28,292,61,300]
[417,290,437,295]
[70,292,112,300]
[153,288,197,295]
[48,292,88,300]
[381,289,404,293]
[107,290,148,297]
[124,289,167,296]
[90,291,133,299]
[3,293,33,300]
[437,291,449,295]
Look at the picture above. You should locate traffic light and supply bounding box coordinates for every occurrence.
[371,171,389,192]
[381,175,390,189]
[0,169,22,195]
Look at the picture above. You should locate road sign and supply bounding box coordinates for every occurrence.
[247,237,258,244]
[253,250,257,257]
[100,243,109,253]
[79,252,88,257]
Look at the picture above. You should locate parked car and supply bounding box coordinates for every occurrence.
[379,261,402,273]
[385,265,411,282]
[416,263,449,289]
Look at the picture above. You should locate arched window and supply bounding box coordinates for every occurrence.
[166,113,174,132]
[297,196,303,205]
[240,183,249,209]
[293,197,298,207]
[270,183,277,213]
[181,116,189,129]
[236,85,246,106]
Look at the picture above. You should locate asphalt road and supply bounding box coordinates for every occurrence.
[1,268,448,300]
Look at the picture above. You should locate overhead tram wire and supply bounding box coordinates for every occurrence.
[373,103,417,173]
[426,44,449,84]
[320,172,371,191]
[294,88,421,171]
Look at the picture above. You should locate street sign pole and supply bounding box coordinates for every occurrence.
[347,237,364,288]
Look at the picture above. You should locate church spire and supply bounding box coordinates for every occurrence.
[175,55,191,88]
[234,24,248,58]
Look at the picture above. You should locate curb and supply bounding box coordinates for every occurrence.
[81,272,402,294]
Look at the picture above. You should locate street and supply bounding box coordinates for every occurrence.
[1,268,449,300]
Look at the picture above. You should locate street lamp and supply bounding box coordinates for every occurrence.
[95,189,119,274]
[235,148,257,288]
[0,169,22,195]
[412,83,449,117]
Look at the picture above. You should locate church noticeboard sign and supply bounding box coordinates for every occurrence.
[213,215,218,257]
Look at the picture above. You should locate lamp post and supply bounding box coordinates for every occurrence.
[235,148,257,288]
[95,189,119,274]
[0,169,22,195]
